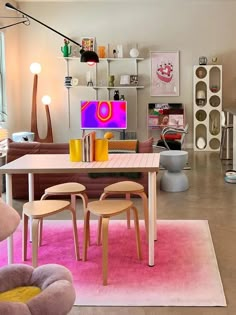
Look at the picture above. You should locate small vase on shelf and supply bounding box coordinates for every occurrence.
[61,39,72,57]
[129,47,139,58]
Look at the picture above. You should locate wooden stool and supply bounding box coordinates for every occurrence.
[41,182,88,209]
[23,200,79,267]
[100,181,148,237]
[83,199,142,285]
[40,182,88,245]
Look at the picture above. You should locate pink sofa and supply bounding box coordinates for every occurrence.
[6,138,153,199]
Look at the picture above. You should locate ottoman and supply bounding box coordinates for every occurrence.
[160,150,189,192]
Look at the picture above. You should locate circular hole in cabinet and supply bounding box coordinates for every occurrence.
[196,137,206,150]
[209,95,220,107]
[196,67,207,79]
[195,124,207,149]
[209,110,220,135]
[209,66,221,92]
[196,82,207,106]
[195,110,207,121]
[209,138,220,150]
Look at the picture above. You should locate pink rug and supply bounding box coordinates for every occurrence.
[0,220,226,306]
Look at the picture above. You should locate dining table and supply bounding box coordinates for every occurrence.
[0,152,160,266]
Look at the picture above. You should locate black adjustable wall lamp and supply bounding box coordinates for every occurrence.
[0,15,30,30]
[3,2,99,63]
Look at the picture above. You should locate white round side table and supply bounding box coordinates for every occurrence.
[160,150,189,192]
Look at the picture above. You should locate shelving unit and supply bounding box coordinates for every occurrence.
[59,57,144,135]
[147,103,185,143]
[193,65,222,151]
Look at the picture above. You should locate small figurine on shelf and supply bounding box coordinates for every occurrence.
[113,49,117,58]
[61,39,72,57]
[108,75,115,87]
[114,90,120,100]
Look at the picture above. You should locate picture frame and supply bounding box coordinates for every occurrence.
[150,51,179,96]
[130,75,139,86]
[81,37,95,51]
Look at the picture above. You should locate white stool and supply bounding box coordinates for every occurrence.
[160,150,189,192]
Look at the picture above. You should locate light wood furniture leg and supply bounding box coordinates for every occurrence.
[23,200,79,267]
[131,206,142,260]
[22,213,28,261]
[83,209,90,261]
[101,217,109,286]
[32,219,40,268]
[99,181,149,239]
[39,182,88,248]
[83,199,142,285]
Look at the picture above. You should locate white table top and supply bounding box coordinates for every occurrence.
[0,153,160,174]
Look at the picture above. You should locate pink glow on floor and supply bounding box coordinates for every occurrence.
[0,220,226,306]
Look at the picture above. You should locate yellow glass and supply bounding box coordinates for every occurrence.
[95,139,108,161]
[69,139,82,162]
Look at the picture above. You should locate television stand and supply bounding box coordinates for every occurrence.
[120,130,126,140]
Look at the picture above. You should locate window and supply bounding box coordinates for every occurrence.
[0,32,7,122]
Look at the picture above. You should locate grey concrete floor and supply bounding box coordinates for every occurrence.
[6,150,236,314]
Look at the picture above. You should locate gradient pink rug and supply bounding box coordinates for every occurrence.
[0,220,226,306]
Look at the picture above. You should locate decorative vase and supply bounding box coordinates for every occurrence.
[61,39,71,57]
[129,47,139,58]
[108,75,115,87]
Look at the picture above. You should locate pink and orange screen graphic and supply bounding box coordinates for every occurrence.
[80,100,127,129]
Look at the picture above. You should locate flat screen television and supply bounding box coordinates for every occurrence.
[80,100,127,130]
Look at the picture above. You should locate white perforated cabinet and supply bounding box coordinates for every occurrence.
[193,65,222,151]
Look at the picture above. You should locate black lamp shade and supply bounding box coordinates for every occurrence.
[80,50,99,63]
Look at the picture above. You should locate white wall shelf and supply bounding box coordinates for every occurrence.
[59,56,144,135]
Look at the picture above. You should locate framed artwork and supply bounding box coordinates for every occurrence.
[150,51,179,96]
[81,37,95,51]
[130,75,139,86]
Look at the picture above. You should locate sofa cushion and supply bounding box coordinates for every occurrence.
[108,140,138,153]
[138,137,154,153]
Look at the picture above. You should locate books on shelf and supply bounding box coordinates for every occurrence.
[82,131,96,162]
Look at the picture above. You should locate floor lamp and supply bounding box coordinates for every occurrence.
[41,95,53,143]
[30,63,53,143]
[30,62,41,142]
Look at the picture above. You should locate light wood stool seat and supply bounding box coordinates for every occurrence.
[41,182,88,209]
[23,200,79,267]
[83,199,142,285]
[40,182,88,245]
[100,181,148,237]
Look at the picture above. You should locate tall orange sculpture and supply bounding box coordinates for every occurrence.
[30,63,53,143]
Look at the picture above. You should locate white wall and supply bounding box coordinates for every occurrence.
[3,0,236,146]
[0,0,21,132]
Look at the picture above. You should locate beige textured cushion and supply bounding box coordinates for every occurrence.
[108,140,138,152]
[0,199,20,242]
